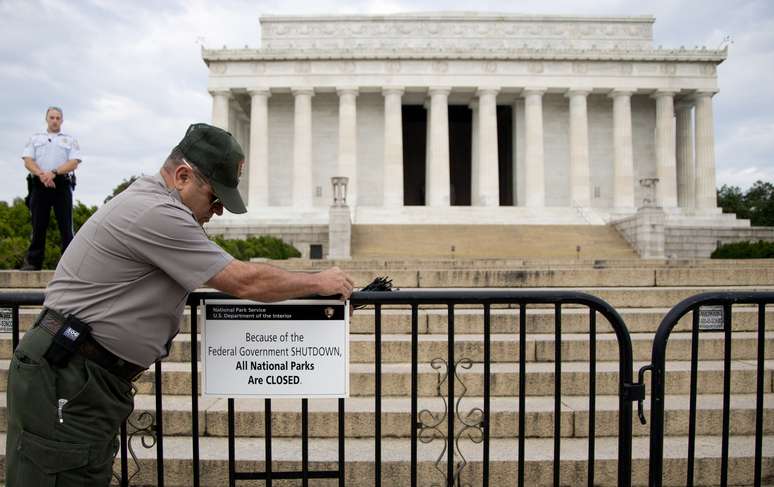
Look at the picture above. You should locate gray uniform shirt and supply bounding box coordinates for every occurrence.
[45,173,233,367]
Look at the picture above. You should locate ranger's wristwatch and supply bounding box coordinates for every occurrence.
[51,168,59,176]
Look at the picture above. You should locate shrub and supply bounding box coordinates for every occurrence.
[711,240,774,259]
[211,235,301,260]
[0,198,98,269]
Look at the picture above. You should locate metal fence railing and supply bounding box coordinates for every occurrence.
[349,290,641,487]
[2,289,645,487]
[646,292,773,487]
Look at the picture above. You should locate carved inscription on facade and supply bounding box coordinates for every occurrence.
[260,16,655,51]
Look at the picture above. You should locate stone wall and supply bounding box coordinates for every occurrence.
[666,226,774,258]
[612,208,665,259]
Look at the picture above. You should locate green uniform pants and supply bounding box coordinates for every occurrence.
[5,325,135,486]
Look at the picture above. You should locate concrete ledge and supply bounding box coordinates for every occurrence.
[656,267,774,286]
[416,268,655,287]
[0,271,53,289]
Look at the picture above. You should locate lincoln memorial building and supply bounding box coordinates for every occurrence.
[201,13,760,258]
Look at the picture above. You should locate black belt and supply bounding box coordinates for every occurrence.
[36,309,146,382]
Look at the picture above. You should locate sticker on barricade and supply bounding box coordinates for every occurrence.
[0,308,12,334]
[698,305,724,332]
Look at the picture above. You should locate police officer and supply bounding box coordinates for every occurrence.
[5,123,354,486]
[20,106,82,270]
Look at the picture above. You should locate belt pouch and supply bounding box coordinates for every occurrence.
[43,315,92,368]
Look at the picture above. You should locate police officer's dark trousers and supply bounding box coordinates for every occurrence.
[26,174,74,268]
[5,325,134,486]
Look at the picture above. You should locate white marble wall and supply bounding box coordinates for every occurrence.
[631,95,658,207]
[311,93,338,207]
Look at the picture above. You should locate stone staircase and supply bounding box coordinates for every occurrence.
[350,224,638,259]
[0,260,773,486]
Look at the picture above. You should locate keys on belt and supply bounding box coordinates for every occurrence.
[36,308,146,382]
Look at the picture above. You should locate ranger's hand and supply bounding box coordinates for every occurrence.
[315,267,355,300]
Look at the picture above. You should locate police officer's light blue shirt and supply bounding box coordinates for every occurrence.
[21,132,82,172]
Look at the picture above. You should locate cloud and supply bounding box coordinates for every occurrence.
[1,0,772,206]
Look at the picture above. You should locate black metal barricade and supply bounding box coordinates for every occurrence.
[351,290,642,487]
[2,289,644,487]
[646,292,773,487]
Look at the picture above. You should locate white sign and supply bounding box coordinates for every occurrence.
[0,308,12,334]
[698,305,724,332]
[202,299,349,398]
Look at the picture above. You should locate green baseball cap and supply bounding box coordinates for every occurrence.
[176,123,247,214]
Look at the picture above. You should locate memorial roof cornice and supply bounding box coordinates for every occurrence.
[202,47,727,64]
[259,12,656,23]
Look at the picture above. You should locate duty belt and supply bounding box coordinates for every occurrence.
[36,308,146,382]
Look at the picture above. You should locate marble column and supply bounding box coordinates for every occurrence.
[694,91,719,210]
[512,99,523,206]
[383,87,405,207]
[235,116,249,203]
[675,99,695,209]
[337,88,358,207]
[653,90,678,208]
[426,87,451,207]
[523,88,545,207]
[248,89,270,208]
[292,88,314,208]
[610,90,635,208]
[567,89,591,207]
[469,100,479,205]
[210,90,230,130]
[228,108,239,141]
[477,88,500,206]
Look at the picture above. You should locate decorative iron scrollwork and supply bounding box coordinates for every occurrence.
[112,411,157,484]
[418,358,449,487]
[453,358,485,487]
[416,357,485,486]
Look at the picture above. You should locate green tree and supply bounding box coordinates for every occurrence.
[717,180,774,226]
[104,175,140,204]
[717,184,748,220]
[744,181,774,226]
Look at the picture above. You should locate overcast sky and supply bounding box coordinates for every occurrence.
[1,0,772,207]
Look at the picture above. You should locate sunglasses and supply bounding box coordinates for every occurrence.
[182,159,221,207]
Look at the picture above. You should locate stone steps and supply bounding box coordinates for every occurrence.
[277,257,774,270]
[350,224,637,259]
[13,286,774,308]
[2,266,773,485]
[7,305,774,335]
[6,330,771,365]
[3,359,769,397]
[5,265,774,289]
[1,433,769,486]
[3,393,768,440]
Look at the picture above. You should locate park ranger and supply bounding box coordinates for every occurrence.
[20,106,82,270]
[5,123,354,486]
